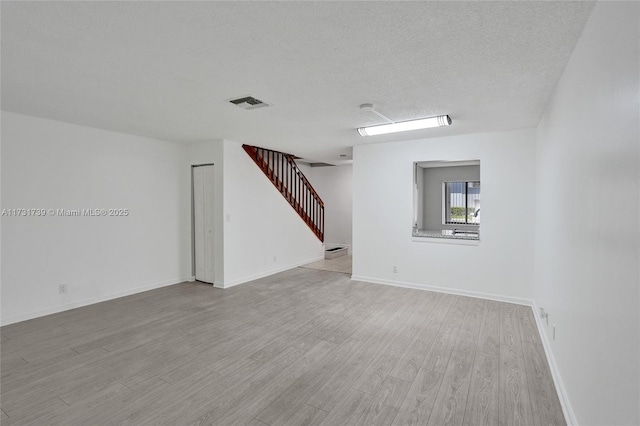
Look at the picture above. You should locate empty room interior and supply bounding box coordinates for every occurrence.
[1,2,639,426]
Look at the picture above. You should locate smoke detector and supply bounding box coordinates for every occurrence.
[229,96,269,110]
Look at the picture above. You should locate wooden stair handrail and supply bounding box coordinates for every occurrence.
[242,144,324,242]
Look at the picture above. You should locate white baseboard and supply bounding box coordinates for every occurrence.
[0,277,191,326]
[532,300,576,425]
[220,255,325,289]
[350,275,532,306]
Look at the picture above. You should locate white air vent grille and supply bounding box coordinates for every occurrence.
[229,96,269,110]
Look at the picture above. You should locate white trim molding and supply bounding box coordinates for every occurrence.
[350,275,532,306]
[220,255,324,289]
[532,301,577,425]
[0,277,192,326]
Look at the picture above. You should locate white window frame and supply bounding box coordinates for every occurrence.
[442,180,480,227]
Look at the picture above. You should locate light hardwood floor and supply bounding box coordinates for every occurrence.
[300,255,352,274]
[0,268,564,425]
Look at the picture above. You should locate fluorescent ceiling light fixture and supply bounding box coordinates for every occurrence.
[357,115,452,137]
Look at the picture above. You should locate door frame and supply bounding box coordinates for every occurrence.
[191,163,215,283]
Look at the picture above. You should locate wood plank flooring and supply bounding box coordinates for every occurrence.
[300,255,352,275]
[0,268,565,425]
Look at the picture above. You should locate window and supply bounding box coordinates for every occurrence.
[444,181,480,225]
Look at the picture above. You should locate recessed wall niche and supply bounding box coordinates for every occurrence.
[413,160,480,241]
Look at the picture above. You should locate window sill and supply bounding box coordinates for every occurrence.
[412,230,480,246]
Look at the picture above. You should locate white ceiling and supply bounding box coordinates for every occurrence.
[1,1,594,163]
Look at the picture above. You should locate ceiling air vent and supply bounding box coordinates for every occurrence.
[229,96,269,110]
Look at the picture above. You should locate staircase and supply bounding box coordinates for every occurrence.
[242,145,324,242]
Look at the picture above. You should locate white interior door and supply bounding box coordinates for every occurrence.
[193,165,215,284]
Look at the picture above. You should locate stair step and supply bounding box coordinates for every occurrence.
[325,247,347,260]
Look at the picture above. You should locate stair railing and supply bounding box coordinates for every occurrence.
[242,144,324,242]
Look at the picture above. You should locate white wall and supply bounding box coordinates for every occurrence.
[222,141,324,287]
[294,160,313,178]
[306,165,353,250]
[534,2,639,425]
[1,118,325,324]
[0,111,3,324]
[353,128,536,303]
[1,112,191,325]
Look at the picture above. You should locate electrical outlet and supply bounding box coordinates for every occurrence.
[58,284,67,294]
[393,266,397,273]
[552,325,556,341]
[539,307,549,325]
[273,255,277,262]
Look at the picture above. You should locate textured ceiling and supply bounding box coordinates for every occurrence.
[1,1,594,163]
